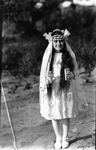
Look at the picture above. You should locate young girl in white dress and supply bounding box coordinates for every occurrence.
[39,29,79,149]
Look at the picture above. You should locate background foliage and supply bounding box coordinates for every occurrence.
[2,0,96,77]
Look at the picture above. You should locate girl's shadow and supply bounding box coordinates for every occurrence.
[69,133,95,145]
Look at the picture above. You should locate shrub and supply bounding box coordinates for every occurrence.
[2,44,22,70]
[2,35,47,77]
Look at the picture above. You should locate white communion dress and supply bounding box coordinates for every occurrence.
[40,52,79,120]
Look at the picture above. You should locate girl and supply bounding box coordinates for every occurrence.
[39,29,79,149]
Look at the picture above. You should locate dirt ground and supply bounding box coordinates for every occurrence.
[0,70,96,150]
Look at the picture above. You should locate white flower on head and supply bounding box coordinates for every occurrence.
[64,29,70,37]
[43,32,52,43]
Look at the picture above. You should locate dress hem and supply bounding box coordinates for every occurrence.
[40,113,77,120]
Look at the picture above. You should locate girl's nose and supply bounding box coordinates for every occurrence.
[57,41,60,44]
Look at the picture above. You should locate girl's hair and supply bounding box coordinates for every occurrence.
[51,29,64,40]
[51,29,63,36]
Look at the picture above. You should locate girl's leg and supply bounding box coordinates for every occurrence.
[52,119,62,149]
[62,118,70,139]
[61,118,70,148]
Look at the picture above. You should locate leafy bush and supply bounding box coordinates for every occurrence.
[2,44,22,70]
[3,0,36,35]
[2,35,47,77]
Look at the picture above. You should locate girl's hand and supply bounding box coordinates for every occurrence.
[66,71,75,80]
[46,72,54,84]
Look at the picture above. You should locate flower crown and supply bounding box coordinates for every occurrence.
[43,29,70,42]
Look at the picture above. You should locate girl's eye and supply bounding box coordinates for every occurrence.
[53,40,58,43]
[53,40,64,43]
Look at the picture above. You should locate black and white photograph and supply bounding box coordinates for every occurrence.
[1,0,96,150]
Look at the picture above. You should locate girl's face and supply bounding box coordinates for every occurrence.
[52,39,64,52]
